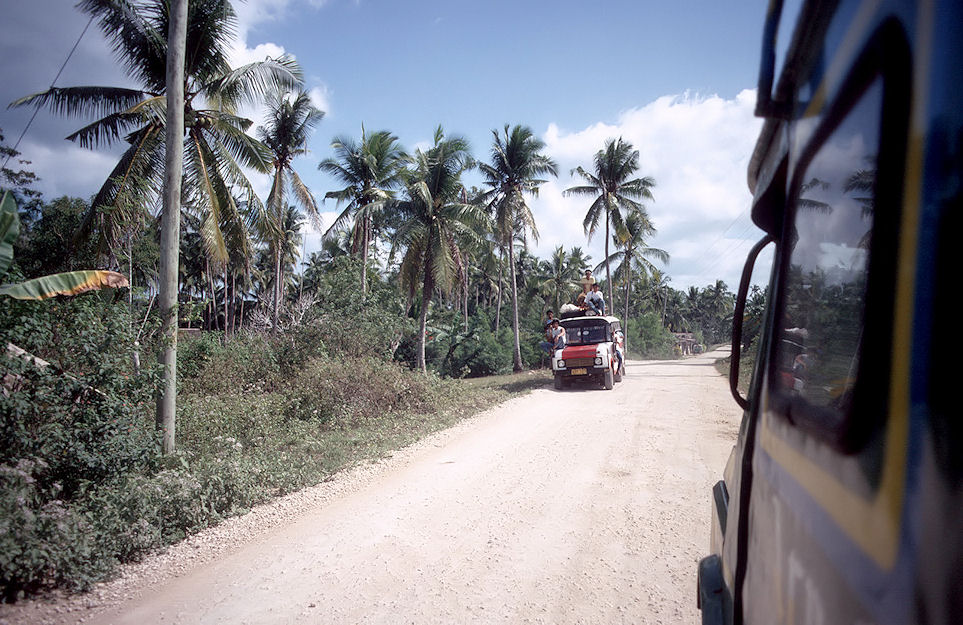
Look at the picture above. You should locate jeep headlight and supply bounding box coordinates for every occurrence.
[594,356,603,365]
[557,359,566,368]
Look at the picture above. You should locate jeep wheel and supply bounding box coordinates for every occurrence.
[603,368,614,390]
[554,375,564,390]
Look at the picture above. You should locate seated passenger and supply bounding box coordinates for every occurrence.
[586,283,606,315]
[540,310,556,355]
[551,319,566,352]
[576,293,596,316]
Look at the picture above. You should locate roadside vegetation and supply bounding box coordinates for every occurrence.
[1,0,738,602]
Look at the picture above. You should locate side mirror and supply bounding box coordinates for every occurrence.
[730,235,774,409]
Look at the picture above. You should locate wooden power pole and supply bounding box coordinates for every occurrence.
[156,0,188,454]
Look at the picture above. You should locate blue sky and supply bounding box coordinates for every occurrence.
[1,0,772,291]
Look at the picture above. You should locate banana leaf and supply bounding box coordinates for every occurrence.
[0,270,129,300]
[0,190,18,279]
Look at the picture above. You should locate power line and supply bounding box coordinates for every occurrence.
[1,15,95,173]
[684,213,759,284]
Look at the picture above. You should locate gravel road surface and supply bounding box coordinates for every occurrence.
[1,348,743,625]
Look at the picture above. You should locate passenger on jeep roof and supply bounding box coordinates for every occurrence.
[586,283,605,315]
[579,269,595,295]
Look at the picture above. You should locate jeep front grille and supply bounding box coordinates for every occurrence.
[566,357,596,367]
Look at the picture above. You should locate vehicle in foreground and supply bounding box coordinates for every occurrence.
[697,0,958,623]
[551,315,624,390]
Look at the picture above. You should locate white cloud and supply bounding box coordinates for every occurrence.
[534,88,765,291]
[231,0,293,42]
[20,138,121,201]
[308,84,332,118]
[228,40,288,69]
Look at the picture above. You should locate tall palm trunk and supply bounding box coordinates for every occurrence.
[156,0,188,455]
[360,214,370,299]
[508,242,523,372]
[623,268,631,322]
[239,277,247,330]
[230,271,237,334]
[494,248,504,332]
[605,212,613,307]
[272,244,282,333]
[416,257,434,374]
[223,266,229,337]
[208,263,219,331]
[623,272,632,354]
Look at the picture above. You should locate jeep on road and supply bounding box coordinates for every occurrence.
[551,315,624,391]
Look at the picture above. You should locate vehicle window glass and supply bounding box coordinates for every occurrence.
[562,323,607,345]
[773,78,882,428]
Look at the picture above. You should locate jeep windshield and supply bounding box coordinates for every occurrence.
[561,319,611,345]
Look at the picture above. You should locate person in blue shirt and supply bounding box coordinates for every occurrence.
[540,310,556,354]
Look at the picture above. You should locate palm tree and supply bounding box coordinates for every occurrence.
[540,245,571,312]
[12,0,301,266]
[257,89,323,331]
[319,128,406,298]
[599,210,669,321]
[565,246,593,297]
[564,137,655,307]
[276,204,306,300]
[395,127,485,373]
[479,125,558,371]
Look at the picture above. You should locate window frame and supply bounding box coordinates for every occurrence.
[768,19,911,453]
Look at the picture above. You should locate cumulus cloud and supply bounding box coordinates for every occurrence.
[308,84,332,118]
[228,40,289,69]
[534,89,765,290]
[17,138,124,202]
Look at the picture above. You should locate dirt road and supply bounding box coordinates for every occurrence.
[6,349,743,625]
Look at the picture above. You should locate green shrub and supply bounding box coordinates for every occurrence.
[178,332,281,394]
[176,331,222,380]
[0,295,160,599]
[283,354,436,428]
[627,312,677,359]
[0,459,103,601]
[0,276,538,602]
[441,313,512,377]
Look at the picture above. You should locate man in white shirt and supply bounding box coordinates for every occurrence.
[551,319,566,351]
[586,283,606,315]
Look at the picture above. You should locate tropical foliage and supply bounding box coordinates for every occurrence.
[257,89,324,331]
[319,128,406,297]
[565,137,656,307]
[1,191,128,300]
[12,0,300,266]
[479,125,557,371]
[0,0,749,603]
[394,127,484,373]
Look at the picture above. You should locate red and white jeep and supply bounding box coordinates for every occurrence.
[551,315,625,390]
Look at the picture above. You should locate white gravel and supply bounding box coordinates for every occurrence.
[0,349,742,625]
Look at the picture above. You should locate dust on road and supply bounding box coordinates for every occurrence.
[3,349,742,625]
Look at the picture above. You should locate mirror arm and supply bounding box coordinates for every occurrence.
[730,235,775,410]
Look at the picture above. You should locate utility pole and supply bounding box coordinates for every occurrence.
[156,0,188,454]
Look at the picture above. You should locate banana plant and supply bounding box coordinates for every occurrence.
[0,190,129,299]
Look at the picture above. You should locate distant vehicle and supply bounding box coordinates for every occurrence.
[697,0,957,623]
[551,315,624,390]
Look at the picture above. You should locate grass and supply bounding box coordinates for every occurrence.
[462,369,553,394]
[0,348,554,602]
[172,364,554,515]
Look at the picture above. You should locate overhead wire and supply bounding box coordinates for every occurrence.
[1,15,95,173]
